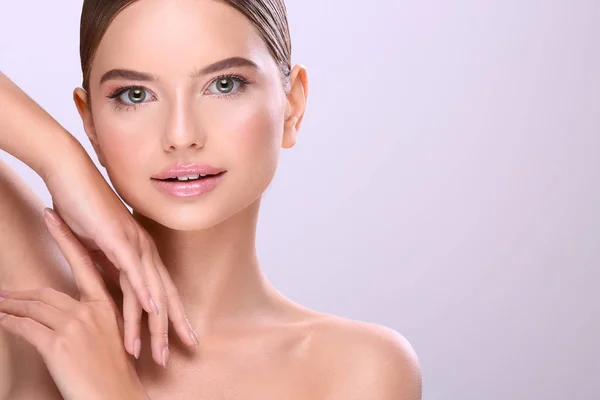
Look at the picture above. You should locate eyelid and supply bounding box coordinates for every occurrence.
[107,85,156,102]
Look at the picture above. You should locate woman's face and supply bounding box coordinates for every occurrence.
[76,0,299,231]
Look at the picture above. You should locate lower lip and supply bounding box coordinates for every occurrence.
[151,172,226,198]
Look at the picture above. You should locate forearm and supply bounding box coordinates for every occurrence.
[0,71,86,180]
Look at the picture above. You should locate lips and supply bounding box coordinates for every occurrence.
[151,163,226,181]
[157,171,225,182]
[151,171,226,198]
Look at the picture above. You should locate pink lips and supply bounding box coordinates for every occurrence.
[151,163,226,180]
[151,163,227,198]
[151,173,226,198]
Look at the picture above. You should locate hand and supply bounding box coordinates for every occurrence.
[0,209,152,400]
[42,149,199,366]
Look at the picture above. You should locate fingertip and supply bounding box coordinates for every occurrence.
[185,320,200,347]
[134,338,141,360]
[149,296,160,316]
[190,329,200,347]
[43,208,62,227]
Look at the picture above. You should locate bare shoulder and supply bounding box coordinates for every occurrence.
[307,314,422,400]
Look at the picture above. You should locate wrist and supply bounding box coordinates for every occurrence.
[39,133,91,182]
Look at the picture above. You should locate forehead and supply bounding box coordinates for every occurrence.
[91,0,271,82]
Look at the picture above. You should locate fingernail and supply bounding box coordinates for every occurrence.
[162,346,169,368]
[189,327,200,346]
[150,296,160,316]
[44,208,61,226]
[134,338,141,359]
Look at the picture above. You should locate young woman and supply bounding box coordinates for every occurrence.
[0,0,421,398]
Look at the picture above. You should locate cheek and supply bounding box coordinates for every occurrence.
[94,110,155,166]
[213,100,282,162]
[92,118,157,200]
[210,102,283,198]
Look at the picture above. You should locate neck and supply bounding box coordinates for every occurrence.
[132,196,288,331]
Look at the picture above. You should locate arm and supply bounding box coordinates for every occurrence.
[0,71,85,179]
[0,71,199,366]
[0,209,149,400]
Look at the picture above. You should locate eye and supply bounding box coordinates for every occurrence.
[206,74,250,97]
[115,87,153,105]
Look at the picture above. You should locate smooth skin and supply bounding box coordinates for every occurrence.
[0,0,421,398]
[0,209,147,400]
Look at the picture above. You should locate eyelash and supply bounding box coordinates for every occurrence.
[106,73,253,111]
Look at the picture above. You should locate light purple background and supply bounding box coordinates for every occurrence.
[1,1,599,399]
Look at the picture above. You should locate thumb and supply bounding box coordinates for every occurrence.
[43,207,109,302]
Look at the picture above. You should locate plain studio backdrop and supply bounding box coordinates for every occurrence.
[1,1,598,399]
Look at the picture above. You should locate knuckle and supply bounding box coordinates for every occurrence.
[24,300,43,315]
[79,254,97,269]
[63,318,85,335]
[128,228,142,248]
[123,315,142,328]
[138,234,149,250]
[75,305,94,322]
[56,226,73,240]
[51,336,69,354]
[159,290,169,305]
[39,287,56,300]
[162,280,177,296]
[1,315,16,330]
[148,321,167,336]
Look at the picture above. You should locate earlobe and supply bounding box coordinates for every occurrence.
[282,116,299,149]
[282,64,308,149]
[72,87,106,167]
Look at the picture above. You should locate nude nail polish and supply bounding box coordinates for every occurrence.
[190,328,200,346]
[150,296,160,316]
[162,346,169,368]
[134,338,141,359]
[186,319,200,346]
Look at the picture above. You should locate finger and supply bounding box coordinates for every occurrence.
[151,245,199,348]
[90,250,121,286]
[0,314,54,356]
[138,239,169,368]
[0,288,77,312]
[98,228,159,318]
[0,297,67,331]
[120,272,143,359]
[43,208,110,302]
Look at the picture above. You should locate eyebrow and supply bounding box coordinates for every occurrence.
[99,56,259,84]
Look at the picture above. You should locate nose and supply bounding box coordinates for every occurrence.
[161,97,205,153]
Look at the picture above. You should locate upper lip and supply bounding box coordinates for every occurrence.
[151,163,226,180]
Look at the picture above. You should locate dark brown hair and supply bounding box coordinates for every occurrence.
[79,0,292,97]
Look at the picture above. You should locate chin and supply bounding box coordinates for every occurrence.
[158,213,230,231]
[131,202,231,232]
[131,193,262,232]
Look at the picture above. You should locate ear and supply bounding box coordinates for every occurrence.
[73,87,106,167]
[282,64,308,149]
